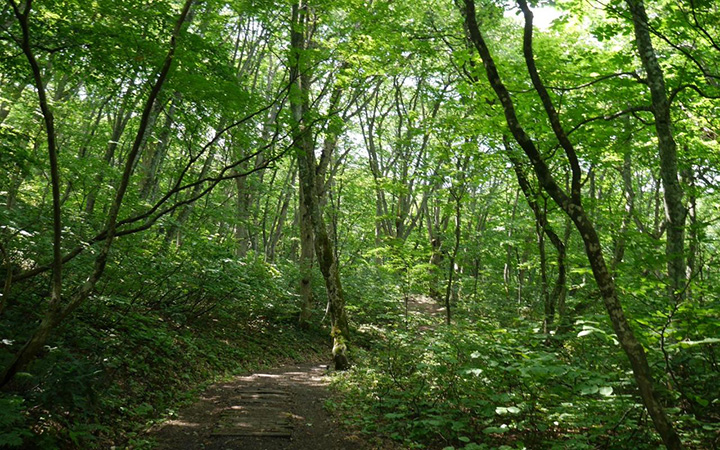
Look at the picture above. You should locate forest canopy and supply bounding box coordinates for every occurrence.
[0,0,719,448]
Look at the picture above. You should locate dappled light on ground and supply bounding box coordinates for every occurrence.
[150,362,368,449]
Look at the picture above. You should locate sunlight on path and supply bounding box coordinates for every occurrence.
[213,388,293,437]
[406,295,445,332]
[151,362,367,449]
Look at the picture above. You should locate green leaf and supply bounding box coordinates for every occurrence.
[580,385,599,395]
[483,426,509,434]
[495,406,520,415]
[599,386,613,396]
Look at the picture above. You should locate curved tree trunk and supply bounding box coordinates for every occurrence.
[1,0,195,388]
[460,1,683,447]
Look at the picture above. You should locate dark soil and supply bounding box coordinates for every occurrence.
[149,361,375,450]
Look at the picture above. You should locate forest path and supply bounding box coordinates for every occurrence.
[150,361,368,450]
[405,294,446,331]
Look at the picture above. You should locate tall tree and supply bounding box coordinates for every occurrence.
[458,0,683,447]
[625,0,687,305]
[289,0,349,369]
[1,0,196,387]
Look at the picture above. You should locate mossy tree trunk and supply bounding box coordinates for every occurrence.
[626,0,687,305]
[289,0,349,370]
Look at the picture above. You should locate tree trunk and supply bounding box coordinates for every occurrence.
[504,189,519,300]
[460,2,683,447]
[505,138,566,332]
[362,108,393,240]
[266,165,296,262]
[1,0,195,388]
[426,200,448,301]
[85,87,138,215]
[164,147,216,248]
[297,179,315,328]
[626,0,687,304]
[233,159,252,257]
[428,236,444,301]
[444,190,462,325]
[140,93,180,201]
[1,1,62,387]
[681,162,698,300]
[290,0,349,370]
[613,149,635,270]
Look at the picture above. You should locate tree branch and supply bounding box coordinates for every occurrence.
[517,0,582,204]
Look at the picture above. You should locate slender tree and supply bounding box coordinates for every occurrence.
[458,0,683,447]
[1,0,196,387]
[625,0,687,305]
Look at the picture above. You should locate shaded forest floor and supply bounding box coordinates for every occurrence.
[326,293,720,450]
[4,277,717,449]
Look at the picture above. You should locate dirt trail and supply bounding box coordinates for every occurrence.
[406,295,445,318]
[405,295,445,331]
[150,361,368,450]
[149,297,443,449]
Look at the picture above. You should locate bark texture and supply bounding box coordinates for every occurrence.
[626,0,687,303]
[290,0,349,370]
[297,180,315,328]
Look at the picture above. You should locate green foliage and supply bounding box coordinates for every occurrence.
[2,0,720,448]
[0,243,327,448]
[0,395,32,448]
[332,309,717,449]
[343,260,400,332]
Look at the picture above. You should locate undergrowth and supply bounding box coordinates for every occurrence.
[330,305,720,450]
[0,248,330,449]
